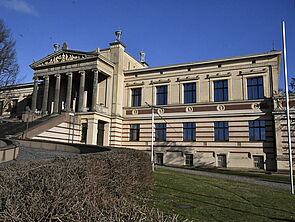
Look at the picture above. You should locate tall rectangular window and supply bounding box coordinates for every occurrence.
[247,77,264,100]
[249,120,266,141]
[214,80,228,102]
[183,122,196,141]
[130,124,140,141]
[131,88,142,107]
[214,121,229,141]
[81,123,88,143]
[155,123,166,141]
[184,83,196,104]
[156,86,168,105]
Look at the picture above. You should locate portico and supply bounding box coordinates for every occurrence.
[30,46,113,115]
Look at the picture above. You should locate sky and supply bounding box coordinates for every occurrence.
[0,0,294,89]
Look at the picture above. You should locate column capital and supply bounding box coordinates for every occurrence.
[66,72,73,76]
[33,76,39,81]
[79,70,86,75]
[43,75,49,80]
[54,73,61,78]
[92,68,99,73]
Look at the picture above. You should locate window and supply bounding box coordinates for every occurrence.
[156,153,164,165]
[249,120,266,141]
[214,80,228,102]
[131,88,142,107]
[130,124,140,141]
[253,156,264,169]
[11,99,18,114]
[0,101,3,116]
[184,83,196,104]
[214,121,229,141]
[81,123,88,143]
[247,77,264,100]
[155,123,166,141]
[217,154,227,167]
[183,122,196,141]
[156,86,168,105]
[185,154,193,166]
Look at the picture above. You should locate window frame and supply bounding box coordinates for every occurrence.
[214,79,228,102]
[156,85,168,105]
[183,122,196,141]
[249,120,266,141]
[183,82,196,104]
[129,124,140,141]
[247,76,264,100]
[185,154,194,166]
[214,121,229,141]
[131,87,142,107]
[155,123,167,141]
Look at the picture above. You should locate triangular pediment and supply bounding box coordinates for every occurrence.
[30,50,97,69]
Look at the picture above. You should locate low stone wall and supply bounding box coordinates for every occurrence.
[14,138,111,154]
[0,139,19,163]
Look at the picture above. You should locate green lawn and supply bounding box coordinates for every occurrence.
[182,167,291,184]
[148,168,295,222]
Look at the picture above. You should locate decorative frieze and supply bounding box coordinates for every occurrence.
[176,76,199,82]
[206,72,231,79]
[238,68,267,75]
[37,53,87,67]
[125,81,145,87]
[150,79,171,85]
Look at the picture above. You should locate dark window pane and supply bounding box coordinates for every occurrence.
[214,80,228,102]
[214,121,229,141]
[249,120,266,141]
[131,88,142,107]
[247,77,264,100]
[155,123,166,141]
[130,124,140,141]
[156,86,168,105]
[184,83,196,104]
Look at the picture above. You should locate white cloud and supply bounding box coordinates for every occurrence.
[0,0,38,16]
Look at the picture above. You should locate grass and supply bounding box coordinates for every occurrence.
[180,166,291,184]
[148,168,295,222]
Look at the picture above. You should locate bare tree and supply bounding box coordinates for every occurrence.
[0,18,19,87]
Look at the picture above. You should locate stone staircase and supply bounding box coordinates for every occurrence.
[0,114,60,138]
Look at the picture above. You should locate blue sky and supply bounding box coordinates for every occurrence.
[0,0,294,88]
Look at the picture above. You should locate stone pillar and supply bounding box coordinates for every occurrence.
[66,72,73,112]
[87,119,97,145]
[54,74,61,113]
[91,69,99,111]
[78,71,85,112]
[42,75,49,114]
[31,76,39,112]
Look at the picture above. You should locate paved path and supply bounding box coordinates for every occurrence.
[0,147,78,166]
[157,165,290,191]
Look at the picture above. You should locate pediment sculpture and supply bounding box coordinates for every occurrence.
[37,53,87,67]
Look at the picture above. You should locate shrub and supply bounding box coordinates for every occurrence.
[0,149,180,221]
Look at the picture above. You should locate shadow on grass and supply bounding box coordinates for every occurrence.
[156,183,295,221]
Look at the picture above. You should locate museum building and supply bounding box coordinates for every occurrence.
[0,32,294,171]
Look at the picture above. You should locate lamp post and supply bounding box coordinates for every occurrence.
[282,21,294,194]
[145,102,163,172]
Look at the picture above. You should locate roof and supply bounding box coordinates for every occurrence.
[124,50,282,74]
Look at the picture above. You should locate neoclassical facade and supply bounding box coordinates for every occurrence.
[0,33,294,171]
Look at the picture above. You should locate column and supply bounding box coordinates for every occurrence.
[91,69,99,111]
[66,72,73,112]
[86,119,98,145]
[78,71,85,112]
[54,74,61,113]
[31,76,38,112]
[42,75,49,114]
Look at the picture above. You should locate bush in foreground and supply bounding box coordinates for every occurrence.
[0,149,180,221]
